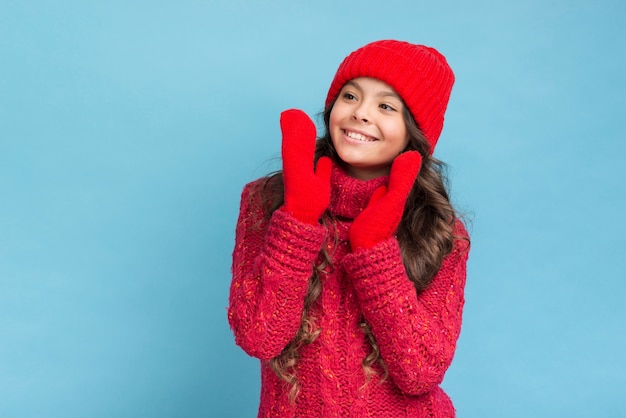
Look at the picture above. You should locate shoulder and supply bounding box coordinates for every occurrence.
[453,217,469,239]
[237,175,283,224]
[236,177,268,221]
[452,217,471,254]
[239,176,276,207]
[241,177,268,197]
[428,218,470,287]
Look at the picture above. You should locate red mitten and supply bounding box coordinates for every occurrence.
[349,151,422,250]
[280,109,332,225]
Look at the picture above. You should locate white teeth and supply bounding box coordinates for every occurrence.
[346,131,375,142]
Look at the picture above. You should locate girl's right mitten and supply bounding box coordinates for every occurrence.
[280,109,332,225]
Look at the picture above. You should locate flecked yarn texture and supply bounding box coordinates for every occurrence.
[228,165,470,417]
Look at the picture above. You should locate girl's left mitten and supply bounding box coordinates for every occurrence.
[349,151,422,250]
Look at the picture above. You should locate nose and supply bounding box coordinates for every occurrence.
[352,105,369,123]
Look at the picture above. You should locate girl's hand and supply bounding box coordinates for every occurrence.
[349,151,422,250]
[280,109,332,225]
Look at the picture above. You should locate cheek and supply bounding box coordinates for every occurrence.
[399,131,410,149]
[328,106,339,127]
[383,122,408,146]
[328,110,341,143]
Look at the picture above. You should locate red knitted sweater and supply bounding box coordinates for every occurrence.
[228,165,470,417]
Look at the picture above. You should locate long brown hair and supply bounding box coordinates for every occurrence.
[256,101,457,401]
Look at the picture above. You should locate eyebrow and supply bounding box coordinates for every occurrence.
[345,80,401,99]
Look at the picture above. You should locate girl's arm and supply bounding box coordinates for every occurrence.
[228,181,327,360]
[344,220,470,395]
[228,109,331,360]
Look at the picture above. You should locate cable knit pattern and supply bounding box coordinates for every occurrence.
[228,165,470,417]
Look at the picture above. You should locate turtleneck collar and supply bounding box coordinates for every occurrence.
[328,163,389,219]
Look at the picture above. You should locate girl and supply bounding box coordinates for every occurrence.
[228,40,470,417]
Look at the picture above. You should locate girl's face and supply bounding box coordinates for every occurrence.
[329,77,409,180]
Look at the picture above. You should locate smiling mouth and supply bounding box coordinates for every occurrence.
[344,129,377,142]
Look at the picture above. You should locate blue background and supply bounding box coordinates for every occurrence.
[1,1,624,417]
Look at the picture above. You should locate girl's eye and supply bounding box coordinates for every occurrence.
[380,103,396,111]
[342,92,356,101]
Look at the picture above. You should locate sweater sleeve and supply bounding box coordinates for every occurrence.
[227,181,327,360]
[343,220,470,396]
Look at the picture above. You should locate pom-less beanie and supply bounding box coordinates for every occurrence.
[325,40,455,153]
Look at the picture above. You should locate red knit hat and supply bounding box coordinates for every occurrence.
[325,40,455,153]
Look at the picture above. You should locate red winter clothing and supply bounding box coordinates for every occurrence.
[228,164,470,417]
